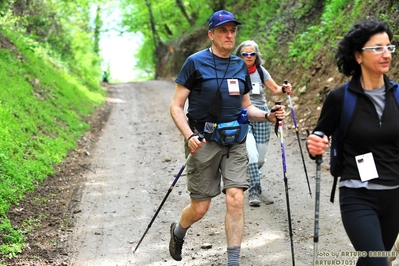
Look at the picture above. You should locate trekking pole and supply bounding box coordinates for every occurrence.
[133,134,204,253]
[274,102,295,266]
[312,131,324,265]
[284,80,312,197]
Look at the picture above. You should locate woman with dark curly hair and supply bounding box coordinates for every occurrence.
[307,20,399,265]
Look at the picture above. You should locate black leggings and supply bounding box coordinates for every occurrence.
[340,187,399,266]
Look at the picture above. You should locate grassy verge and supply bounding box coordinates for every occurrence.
[0,28,105,259]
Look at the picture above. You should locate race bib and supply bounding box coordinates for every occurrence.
[227,79,240,95]
[355,152,379,182]
[251,82,260,94]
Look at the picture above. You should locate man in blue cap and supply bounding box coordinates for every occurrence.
[169,10,285,265]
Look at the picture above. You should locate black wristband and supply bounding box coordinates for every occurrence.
[187,133,198,141]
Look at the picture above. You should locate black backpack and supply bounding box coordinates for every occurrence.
[329,81,399,203]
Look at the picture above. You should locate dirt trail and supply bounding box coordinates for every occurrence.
[68,81,363,266]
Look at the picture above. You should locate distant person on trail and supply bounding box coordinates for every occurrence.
[234,40,292,207]
[102,71,109,83]
[307,20,399,265]
[169,10,285,265]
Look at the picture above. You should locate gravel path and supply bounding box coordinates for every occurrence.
[68,81,368,266]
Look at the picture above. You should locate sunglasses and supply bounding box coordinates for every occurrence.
[241,52,256,57]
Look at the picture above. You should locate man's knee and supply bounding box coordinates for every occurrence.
[190,200,211,218]
[225,188,245,208]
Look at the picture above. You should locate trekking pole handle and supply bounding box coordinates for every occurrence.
[272,101,282,136]
[313,131,324,138]
[283,80,289,95]
[272,101,282,111]
[272,101,282,118]
[313,131,325,164]
[188,133,204,155]
[197,133,204,142]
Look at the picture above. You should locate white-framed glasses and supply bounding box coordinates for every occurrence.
[241,52,256,57]
[362,45,396,54]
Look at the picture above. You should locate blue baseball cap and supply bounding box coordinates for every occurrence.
[208,10,241,30]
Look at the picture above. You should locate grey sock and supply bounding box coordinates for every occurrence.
[173,223,188,240]
[227,246,240,266]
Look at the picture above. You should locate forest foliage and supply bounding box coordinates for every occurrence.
[119,0,399,83]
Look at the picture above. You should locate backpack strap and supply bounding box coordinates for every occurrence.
[256,65,264,84]
[330,82,356,203]
[340,83,357,132]
[390,81,399,106]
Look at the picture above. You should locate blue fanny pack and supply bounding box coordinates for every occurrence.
[211,120,248,146]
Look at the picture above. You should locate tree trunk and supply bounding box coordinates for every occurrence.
[175,0,194,26]
[144,0,159,47]
[93,6,102,55]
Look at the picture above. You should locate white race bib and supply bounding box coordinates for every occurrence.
[355,152,379,182]
[227,79,240,95]
[251,82,260,94]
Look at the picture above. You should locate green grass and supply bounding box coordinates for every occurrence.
[0,28,105,259]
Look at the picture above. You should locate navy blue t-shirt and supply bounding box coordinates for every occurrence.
[175,48,251,123]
